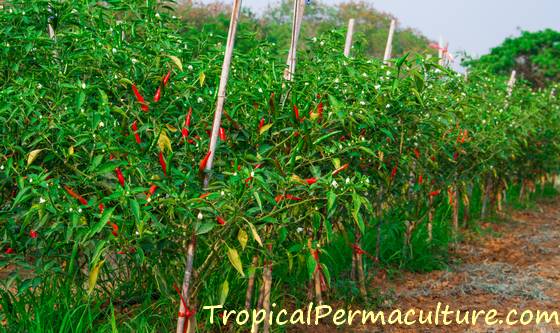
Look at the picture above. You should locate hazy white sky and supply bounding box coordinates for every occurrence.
[196,0,560,60]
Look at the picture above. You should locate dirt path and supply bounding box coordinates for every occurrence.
[301,197,560,333]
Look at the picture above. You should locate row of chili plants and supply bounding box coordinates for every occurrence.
[1,0,560,331]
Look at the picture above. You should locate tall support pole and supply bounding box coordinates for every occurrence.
[284,0,305,81]
[383,19,396,62]
[343,18,355,57]
[507,70,517,96]
[203,0,242,187]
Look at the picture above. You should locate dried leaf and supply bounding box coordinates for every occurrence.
[165,124,178,133]
[226,246,245,277]
[157,130,172,152]
[168,55,183,71]
[27,149,43,166]
[259,123,273,135]
[237,229,248,250]
[248,222,262,247]
[199,72,206,87]
[88,260,105,295]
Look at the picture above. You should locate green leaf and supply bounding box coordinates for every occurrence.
[219,280,229,305]
[88,260,105,295]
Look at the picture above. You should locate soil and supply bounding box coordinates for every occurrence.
[294,197,560,333]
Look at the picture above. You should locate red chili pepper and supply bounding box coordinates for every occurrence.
[294,131,300,137]
[429,190,441,197]
[131,84,148,112]
[199,192,210,199]
[453,152,459,161]
[216,216,226,225]
[293,105,300,121]
[219,127,226,141]
[173,284,194,319]
[431,155,436,162]
[317,102,324,119]
[245,176,253,186]
[418,174,423,184]
[285,194,301,201]
[181,128,189,138]
[148,184,158,195]
[332,163,349,176]
[153,86,162,102]
[351,244,366,255]
[5,247,14,254]
[414,148,420,159]
[29,230,38,239]
[255,163,263,169]
[163,71,171,86]
[390,165,398,179]
[99,203,105,213]
[64,185,88,206]
[110,222,119,237]
[159,152,167,176]
[305,178,318,185]
[117,251,126,255]
[258,117,265,131]
[131,121,141,144]
[199,151,212,172]
[274,195,284,203]
[115,167,125,188]
[185,107,193,127]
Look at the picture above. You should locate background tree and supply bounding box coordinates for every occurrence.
[465,29,560,88]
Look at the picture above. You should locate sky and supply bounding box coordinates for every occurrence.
[196,0,560,66]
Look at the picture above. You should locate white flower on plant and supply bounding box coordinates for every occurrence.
[258,88,263,93]
[131,58,138,64]
[98,121,104,128]
[360,101,366,105]
[78,208,82,213]
[39,197,46,204]
[375,85,381,90]
[386,104,390,108]
[197,212,203,220]
[233,172,237,176]
[81,82,86,89]
[312,37,317,43]
[155,12,160,18]
[297,227,304,233]
[345,177,350,184]
[250,171,255,177]
[386,71,391,76]
[29,178,33,183]
[37,83,43,89]
[320,41,324,46]
[187,64,193,71]
[197,97,203,103]
[331,180,338,189]
[69,208,73,212]
[221,191,225,196]
[334,78,339,83]
[112,48,117,54]
[362,73,367,77]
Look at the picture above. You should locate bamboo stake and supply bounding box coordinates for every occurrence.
[203,0,242,187]
[507,70,517,96]
[452,185,459,239]
[176,235,196,333]
[438,36,444,66]
[343,18,355,57]
[251,281,264,333]
[383,19,396,62]
[284,0,305,81]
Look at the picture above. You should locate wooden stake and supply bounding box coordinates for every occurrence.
[261,245,273,333]
[354,231,367,299]
[176,235,197,333]
[452,185,459,239]
[383,19,396,62]
[343,18,355,57]
[245,256,258,310]
[284,0,305,81]
[203,0,242,187]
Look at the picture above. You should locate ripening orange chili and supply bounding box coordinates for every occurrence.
[199,192,211,199]
[159,152,167,176]
[185,107,193,127]
[199,151,212,172]
[131,84,148,112]
[332,163,349,176]
[110,222,119,237]
[64,185,88,205]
